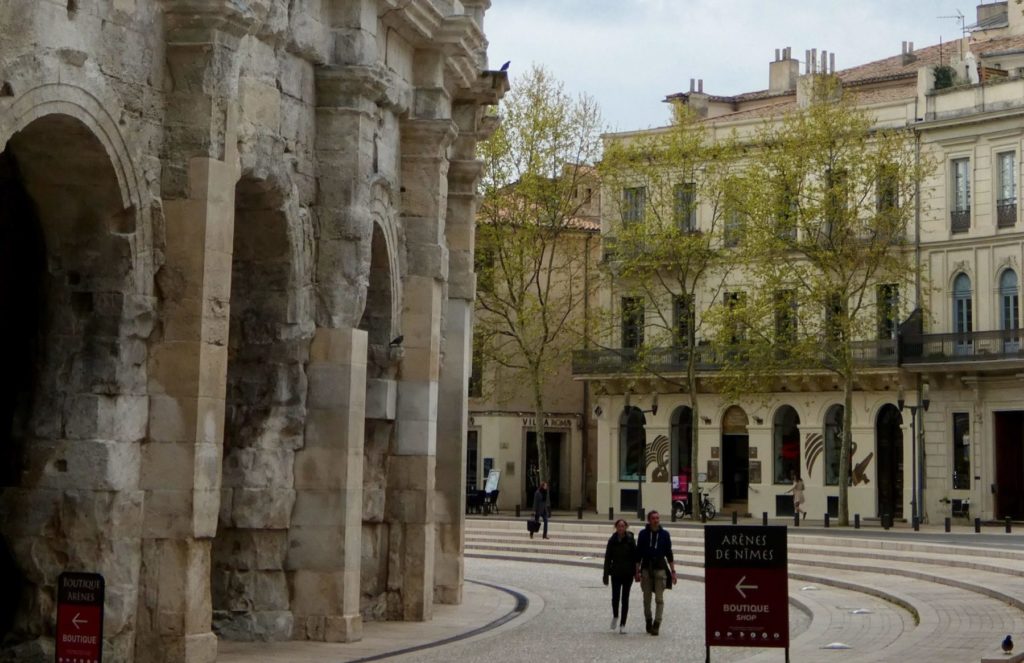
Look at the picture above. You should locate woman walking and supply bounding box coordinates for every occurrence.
[788,471,806,520]
[532,481,551,539]
[603,519,637,633]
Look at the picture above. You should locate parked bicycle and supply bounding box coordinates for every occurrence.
[672,484,718,521]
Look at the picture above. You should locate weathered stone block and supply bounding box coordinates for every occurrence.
[230,488,295,529]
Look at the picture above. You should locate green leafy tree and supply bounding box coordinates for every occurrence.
[710,76,933,525]
[476,65,603,489]
[598,105,744,519]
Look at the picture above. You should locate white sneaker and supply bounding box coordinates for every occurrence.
[619,624,626,634]
[610,616,618,630]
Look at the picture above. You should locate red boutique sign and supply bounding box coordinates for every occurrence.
[55,572,104,663]
[705,525,788,661]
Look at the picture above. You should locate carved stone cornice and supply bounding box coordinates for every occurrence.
[447,159,484,192]
[400,118,457,159]
[160,0,265,42]
[315,64,410,113]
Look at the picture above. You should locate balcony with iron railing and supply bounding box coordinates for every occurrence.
[950,207,971,233]
[900,328,1024,366]
[571,339,897,376]
[998,198,1017,228]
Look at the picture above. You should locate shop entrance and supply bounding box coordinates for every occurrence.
[526,431,563,509]
[995,411,1024,519]
[876,404,904,519]
[721,406,749,511]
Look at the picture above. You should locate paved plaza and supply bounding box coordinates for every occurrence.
[216,515,1024,662]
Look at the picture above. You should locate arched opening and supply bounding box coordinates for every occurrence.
[618,406,646,512]
[721,406,749,508]
[773,406,800,485]
[952,272,972,355]
[1000,269,1019,352]
[876,404,903,519]
[669,406,693,499]
[0,114,142,654]
[212,176,309,641]
[360,222,400,621]
[824,404,844,486]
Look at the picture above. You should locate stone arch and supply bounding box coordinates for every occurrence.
[0,84,150,291]
[669,406,693,495]
[0,112,149,660]
[772,405,801,484]
[360,214,401,621]
[211,174,313,641]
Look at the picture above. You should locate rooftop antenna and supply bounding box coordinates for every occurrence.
[939,9,967,38]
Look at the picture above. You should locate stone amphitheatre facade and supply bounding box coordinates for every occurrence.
[0,0,505,660]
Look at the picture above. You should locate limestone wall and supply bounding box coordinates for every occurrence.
[0,0,505,661]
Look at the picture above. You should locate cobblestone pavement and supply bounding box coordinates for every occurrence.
[407,557,813,663]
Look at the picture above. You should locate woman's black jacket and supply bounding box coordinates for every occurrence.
[603,531,637,579]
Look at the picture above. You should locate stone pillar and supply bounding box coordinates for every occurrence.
[138,4,253,661]
[287,327,366,642]
[433,101,486,605]
[394,117,456,621]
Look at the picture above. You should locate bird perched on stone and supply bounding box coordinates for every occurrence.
[1002,634,1014,654]
[499,60,510,71]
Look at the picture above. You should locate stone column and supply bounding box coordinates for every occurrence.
[394,117,456,621]
[433,101,486,605]
[288,327,366,642]
[137,4,252,661]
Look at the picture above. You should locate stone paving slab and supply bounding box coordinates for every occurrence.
[215,579,528,663]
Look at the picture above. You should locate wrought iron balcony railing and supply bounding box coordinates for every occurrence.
[950,208,971,233]
[571,339,897,376]
[998,199,1017,228]
[900,328,1024,364]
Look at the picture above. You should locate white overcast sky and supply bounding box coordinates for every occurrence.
[486,0,985,131]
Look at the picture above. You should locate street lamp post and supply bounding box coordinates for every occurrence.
[898,383,930,526]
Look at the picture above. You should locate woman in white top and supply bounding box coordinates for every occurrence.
[787,470,806,520]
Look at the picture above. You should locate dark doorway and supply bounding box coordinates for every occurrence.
[526,431,562,509]
[722,435,750,503]
[995,411,1024,519]
[876,404,903,519]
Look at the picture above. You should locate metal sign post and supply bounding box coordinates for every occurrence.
[55,572,105,663]
[704,525,789,662]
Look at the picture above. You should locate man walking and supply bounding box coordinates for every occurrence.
[635,510,677,635]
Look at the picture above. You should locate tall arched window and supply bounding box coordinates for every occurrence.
[773,406,800,484]
[619,406,646,480]
[953,272,973,355]
[1000,269,1019,352]
[670,406,693,495]
[824,404,844,486]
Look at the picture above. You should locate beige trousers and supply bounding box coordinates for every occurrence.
[640,568,667,623]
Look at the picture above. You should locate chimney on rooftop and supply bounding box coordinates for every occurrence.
[976,2,1009,30]
[769,46,799,94]
[902,40,917,65]
[686,77,709,117]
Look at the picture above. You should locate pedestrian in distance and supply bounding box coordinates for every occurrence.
[635,510,677,636]
[532,481,551,539]
[602,519,637,634]
[786,471,806,521]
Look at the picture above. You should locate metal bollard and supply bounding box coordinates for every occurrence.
[638,507,645,523]
[883,514,890,530]
[944,517,951,533]
[824,513,830,528]
[515,504,521,518]
[577,506,583,520]
[794,512,800,527]
[732,511,738,525]
[701,509,707,524]
[975,517,982,533]
[762,512,768,526]
[609,507,614,521]
[671,509,677,522]
[913,516,919,532]
[854,513,860,529]
[1007,517,1012,534]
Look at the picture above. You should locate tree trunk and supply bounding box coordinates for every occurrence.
[689,347,702,521]
[838,375,854,526]
[531,371,549,490]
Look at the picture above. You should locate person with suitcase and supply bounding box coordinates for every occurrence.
[532,481,551,539]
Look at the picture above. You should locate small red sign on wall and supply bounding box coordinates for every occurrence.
[55,572,104,663]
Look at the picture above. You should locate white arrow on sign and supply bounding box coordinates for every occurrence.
[735,576,758,599]
[71,612,88,630]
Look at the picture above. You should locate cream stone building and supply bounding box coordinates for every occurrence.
[468,192,600,514]
[0,1,504,661]
[576,2,1024,527]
